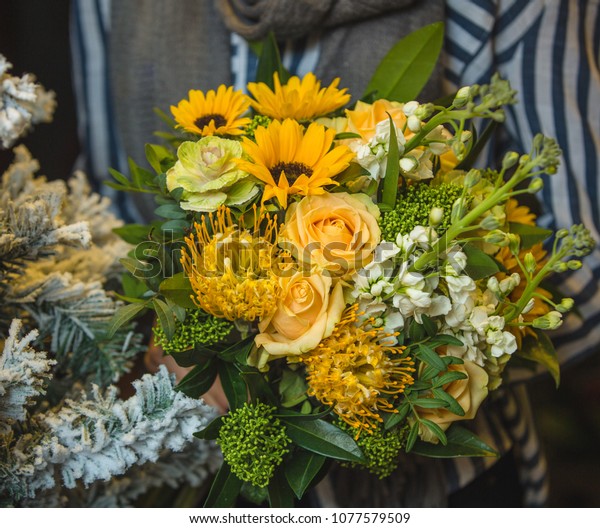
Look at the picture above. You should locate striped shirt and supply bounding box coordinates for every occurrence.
[445,0,600,369]
[71,0,599,507]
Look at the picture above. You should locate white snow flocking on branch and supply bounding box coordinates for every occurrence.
[0,319,55,431]
[0,55,55,149]
[28,366,215,492]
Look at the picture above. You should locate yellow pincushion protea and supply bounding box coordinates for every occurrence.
[171,85,251,137]
[181,206,283,321]
[247,72,351,121]
[299,306,415,435]
[237,119,354,208]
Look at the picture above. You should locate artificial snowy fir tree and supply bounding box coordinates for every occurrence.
[0,56,55,149]
[0,54,218,507]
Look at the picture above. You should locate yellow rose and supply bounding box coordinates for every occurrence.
[416,360,489,443]
[253,271,345,365]
[345,99,407,142]
[282,192,381,277]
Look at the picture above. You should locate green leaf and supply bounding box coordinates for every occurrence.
[145,144,172,174]
[420,418,448,445]
[284,449,326,500]
[432,370,468,388]
[153,106,178,128]
[421,314,438,337]
[517,329,560,387]
[241,369,278,405]
[412,397,450,409]
[120,256,145,277]
[169,186,185,202]
[194,416,224,440]
[167,345,210,368]
[159,272,196,310]
[429,334,464,347]
[254,32,290,89]
[153,297,176,341]
[108,168,131,186]
[405,421,419,452]
[282,419,364,463]
[274,407,333,421]
[175,359,218,399]
[334,132,362,140]
[509,222,553,249]
[166,299,187,323]
[218,361,248,410]
[121,272,149,299]
[431,388,465,416]
[217,335,255,363]
[125,157,159,190]
[462,243,501,280]
[106,302,147,338]
[155,203,187,220]
[363,22,444,101]
[160,219,189,233]
[411,425,499,458]
[416,344,446,372]
[268,468,296,507]
[379,114,401,209]
[408,319,426,341]
[383,401,410,430]
[279,369,308,408]
[204,463,242,508]
[113,224,151,245]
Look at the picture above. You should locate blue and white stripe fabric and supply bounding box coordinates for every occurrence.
[70,0,141,223]
[445,0,600,368]
[230,32,321,93]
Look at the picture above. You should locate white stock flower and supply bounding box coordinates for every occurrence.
[357,301,405,339]
[350,261,395,302]
[409,226,438,248]
[446,273,476,305]
[392,263,451,323]
[348,118,406,182]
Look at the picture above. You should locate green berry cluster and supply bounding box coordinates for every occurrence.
[379,182,464,241]
[244,115,272,140]
[152,309,232,354]
[339,422,407,479]
[217,402,292,488]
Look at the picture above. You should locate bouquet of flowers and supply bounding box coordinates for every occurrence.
[108,25,593,506]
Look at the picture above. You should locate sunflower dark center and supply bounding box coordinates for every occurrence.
[270,162,313,183]
[194,113,227,130]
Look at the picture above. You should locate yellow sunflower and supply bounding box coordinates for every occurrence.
[170,85,251,137]
[506,198,536,226]
[247,72,351,121]
[237,119,354,208]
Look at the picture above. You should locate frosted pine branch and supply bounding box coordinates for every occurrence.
[0,55,55,149]
[25,366,215,494]
[0,319,54,431]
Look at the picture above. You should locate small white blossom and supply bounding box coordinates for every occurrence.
[348,119,406,181]
[402,101,419,116]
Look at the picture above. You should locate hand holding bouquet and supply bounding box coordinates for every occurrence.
[108,25,593,506]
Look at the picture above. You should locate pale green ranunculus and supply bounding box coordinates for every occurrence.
[167,137,257,212]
